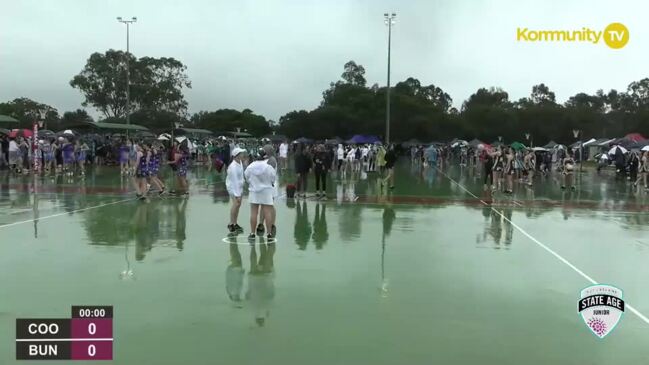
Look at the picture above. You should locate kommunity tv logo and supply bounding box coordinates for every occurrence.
[517,23,629,49]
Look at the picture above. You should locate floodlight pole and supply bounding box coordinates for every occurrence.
[384,12,396,145]
[117,17,137,137]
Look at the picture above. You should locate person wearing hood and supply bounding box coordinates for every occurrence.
[245,148,277,240]
[226,147,247,234]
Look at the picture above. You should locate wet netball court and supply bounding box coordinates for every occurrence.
[1,164,648,364]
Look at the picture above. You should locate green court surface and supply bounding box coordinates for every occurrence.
[1,162,649,364]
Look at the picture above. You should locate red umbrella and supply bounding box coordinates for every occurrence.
[8,129,33,138]
[625,133,647,143]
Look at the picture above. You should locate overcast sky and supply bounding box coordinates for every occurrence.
[1,0,646,121]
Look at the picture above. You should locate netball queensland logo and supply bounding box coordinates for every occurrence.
[517,23,629,49]
[578,284,625,338]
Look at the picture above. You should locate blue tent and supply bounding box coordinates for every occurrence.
[348,135,380,144]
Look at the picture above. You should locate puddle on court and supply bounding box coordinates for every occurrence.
[1,165,649,364]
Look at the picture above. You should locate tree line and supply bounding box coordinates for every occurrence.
[277,61,649,144]
[2,52,649,144]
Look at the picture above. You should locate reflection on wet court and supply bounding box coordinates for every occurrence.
[1,163,649,364]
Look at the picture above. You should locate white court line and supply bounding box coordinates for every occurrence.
[221,236,278,245]
[0,198,135,229]
[436,168,649,326]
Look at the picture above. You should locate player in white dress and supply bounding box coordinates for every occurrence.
[226,147,246,234]
[244,149,277,241]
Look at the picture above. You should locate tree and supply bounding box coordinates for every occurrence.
[626,78,649,110]
[565,93,605,112]
[61,109,94,125]
[420,84,452,112]
[190,109,271,136]
[135,56,192,116]
[341,61,366,87]
[462,87,510,111]
[282,63,649,142]
[130,109,182,132]
[461,88,515,142]
[394,77,421,96]
[70,49,191,119]
[0,97,60,128]
[530,83,556,105]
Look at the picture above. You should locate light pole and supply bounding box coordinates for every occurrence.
[117,17,137,134]
[384,12,396,145]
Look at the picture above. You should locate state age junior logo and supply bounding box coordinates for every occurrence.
[578,285,624,338]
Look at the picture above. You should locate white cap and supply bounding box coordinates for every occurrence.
[231,147,246,157]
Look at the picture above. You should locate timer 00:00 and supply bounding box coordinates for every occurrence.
[78,308,105,318]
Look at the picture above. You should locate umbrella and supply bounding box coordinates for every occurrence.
[37,130,55,139]
[403,138,421,147]
[0,128,9,135]
[8,129,33,138]
[510,141,526,150]
[569,141,582,149]
[543,140,558,149]
[628,140,649,149]
[450,140,468,148]
[157,133,171,141]
[611,137,636,148]
[468,138,484,148]
[625,133,647,143]
[532,147,548,152]
[175,136,188,143]
[642,145,649,152]
[294,137,313,144]
[477,143,492,151]
[263,134,286,143]
[608,145,628,155]
[581,138,597,147]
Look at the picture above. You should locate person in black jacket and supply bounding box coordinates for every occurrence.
[294,144,312,198]
[0,135,8,168]
[313,144,332,199]
[383,144,397,189]
[628,151,640,182]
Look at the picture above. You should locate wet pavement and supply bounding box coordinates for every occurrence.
[1,162,648,364]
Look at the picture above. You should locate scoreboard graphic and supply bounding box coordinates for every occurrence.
[16,306,113,361]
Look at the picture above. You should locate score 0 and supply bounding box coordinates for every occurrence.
[70,306,113,361]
